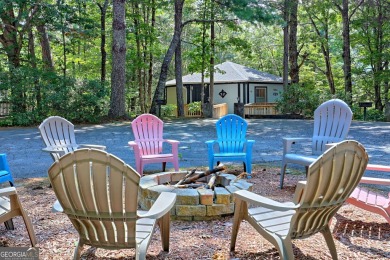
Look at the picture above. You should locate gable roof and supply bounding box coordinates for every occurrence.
[165,61,283,86]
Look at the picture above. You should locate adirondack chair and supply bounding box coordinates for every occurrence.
[0,154,15,186]
[39,116,106,161]
[280,99,353,188]
[128,114,179,175]
[48,148,177,260]
[206,114,255,178]
[230,140,368,260]
[346,164,390,224]
[0,187,37,246]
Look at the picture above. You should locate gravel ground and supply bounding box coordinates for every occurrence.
[0,165,389,260]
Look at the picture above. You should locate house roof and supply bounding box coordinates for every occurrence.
[165,61,283,86]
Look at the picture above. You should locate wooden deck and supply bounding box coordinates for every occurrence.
[244,103,279,118]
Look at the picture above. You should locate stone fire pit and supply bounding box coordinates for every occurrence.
[139,171,253,220]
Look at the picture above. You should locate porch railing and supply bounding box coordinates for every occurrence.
[244,103,278,117]
[213,103,228,118]
[184,104,202,117]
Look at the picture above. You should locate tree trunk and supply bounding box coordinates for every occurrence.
[288,0,299,84]
[37,24,54,71]
[307,11,335,94]
[109,0,127,118]
[207,0,215,118]
[97,0,109,83]
[175,39,184,117]
[28,30,41,113]
[341,0,352,103]
[150,0,184,115]
[282,0,289,91]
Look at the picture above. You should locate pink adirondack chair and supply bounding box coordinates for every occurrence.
[346,164,390,224]
[128,114,179,175]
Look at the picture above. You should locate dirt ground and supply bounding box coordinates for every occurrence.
[0,165,389,260]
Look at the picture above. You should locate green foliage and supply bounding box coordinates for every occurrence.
[0,66,109,125]
[276,84,321,117]
[351,106,385,122]
[161,104,177,118]
[187,101,201,113]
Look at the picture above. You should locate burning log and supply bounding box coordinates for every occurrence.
[173,165,226,188]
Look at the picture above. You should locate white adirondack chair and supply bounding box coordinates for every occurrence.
[231,140,368,259]
[280,99,352,188]
[39,116,106,161]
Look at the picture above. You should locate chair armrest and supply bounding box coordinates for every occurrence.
[366,164,390,172]
[246,140,255,151]
[79,144,106,150]
[52,200,64,213]
[165,139,179,145]
[42,145,79,153]
[234,190,299,211]
[165,140,179,155]
[138,192,176,219]
[0,187,16,196]
[359,177,390,185]
[205,140,217,148]
[283,137,312,154]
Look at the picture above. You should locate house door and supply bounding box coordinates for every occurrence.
[255,87,267,103]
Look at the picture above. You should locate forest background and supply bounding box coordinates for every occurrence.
[0,0,389,126]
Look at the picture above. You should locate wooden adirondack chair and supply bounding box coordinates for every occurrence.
[280,99,353,188]
[231,140,368,260]
[128,114,179,175]
[0,187,37,246]
[346,164,390,224]
[0,154,15,186]
[39,116,106,161]
[206,114,255,178]
[48,148,177,260]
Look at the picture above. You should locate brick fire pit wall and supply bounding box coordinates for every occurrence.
[139,171,253,221]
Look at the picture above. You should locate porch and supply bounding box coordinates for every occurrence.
[243,103,279,118]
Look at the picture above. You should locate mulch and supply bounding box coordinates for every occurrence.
[0,165,389,259]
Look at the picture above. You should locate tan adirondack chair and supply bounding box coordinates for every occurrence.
[48,148,176,260]
[280,99,353,188]
[231,140,368,260]
[346,164,390,224]
[39,116,106,161]
[0,187,37,246]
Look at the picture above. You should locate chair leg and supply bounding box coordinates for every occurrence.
[280,161,287,189]
[243,162,247,172]
[158,213,171,251]
[162,162,166,172]
[321,226,338,260]
[230,199,247,251]
[73,239,84,260]
[4,219,14,230]
[274,236,295,260]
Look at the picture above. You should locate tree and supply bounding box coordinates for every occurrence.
[97,0,109,83]
[150,0,184,115]
[303,1,336,94]
[333,0,364,104]
[109,0,126,118]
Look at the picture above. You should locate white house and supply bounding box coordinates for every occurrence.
[165,61,284,114]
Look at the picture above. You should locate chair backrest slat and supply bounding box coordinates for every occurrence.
[216,114,247,153]
[132,114,164,156]
[48,149,141,248]
[312,99,352,154]
[291,141,368,239]
[39,116,78,160]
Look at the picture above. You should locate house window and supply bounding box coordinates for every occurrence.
[255,87,267,103]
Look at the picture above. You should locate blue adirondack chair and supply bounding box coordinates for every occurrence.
[0,154,15,186]
[206,114,255,178]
